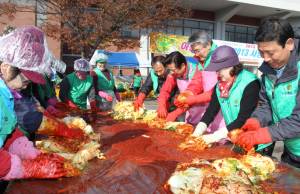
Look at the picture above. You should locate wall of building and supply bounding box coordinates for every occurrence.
[287,17,300,28]
[0,7,61,59]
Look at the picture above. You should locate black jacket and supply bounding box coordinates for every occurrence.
[139,73,179,106]
[15,89,43,133]
[251,40,300,161]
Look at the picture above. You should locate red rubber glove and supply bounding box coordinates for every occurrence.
[184,91,211,106]
[157,98,168,118]
[174,95,183,108]
[36,115,83,139]
[235,127,272,151]
[54,102,70,108]
[240,118,261,132]
[21,154,67,179]
[46,105,68,118]
[174,91,211,108]
[134,93,146,112]
[106,94,113,102]
[56,123,84,139]
[90,100,98,112]
[63,99,79,108]
[166,108,183,122]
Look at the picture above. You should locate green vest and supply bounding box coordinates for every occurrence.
[216,70,269,151]
[133,75,142,87]
[175,62,197,81]
[150,69,174,97]
[66,72,93,109]
[93,68,115,102]
[116,84,125,90]
[0,90,17,143]
[36,73,55,101]
[265,62,300,156]
[216,70,259,125]
[198,43,217,71]
[43,73,55,98]
[150,69,176,110]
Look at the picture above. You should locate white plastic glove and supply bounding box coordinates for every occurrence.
[191,122,207,136]
[201,127,229,144]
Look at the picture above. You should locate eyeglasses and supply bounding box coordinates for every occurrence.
[19,73,31,86]
[193,47,204,54]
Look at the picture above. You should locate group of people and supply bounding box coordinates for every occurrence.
[135,16,300,169]
[1,15,300,187]
[0,25,125,184]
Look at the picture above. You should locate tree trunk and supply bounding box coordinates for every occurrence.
[89,47,97,62]
[81,47,87,60]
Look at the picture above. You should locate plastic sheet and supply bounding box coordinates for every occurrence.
[5,115,300,194]
[0,26,52,74]
[74,59,91,72]
[90,53,109,66]
[50,59,66,74]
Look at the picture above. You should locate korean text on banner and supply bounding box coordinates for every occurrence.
[149,32,194,56]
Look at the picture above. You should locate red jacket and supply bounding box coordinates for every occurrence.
[0,127,24,177]
[158,62,204,100]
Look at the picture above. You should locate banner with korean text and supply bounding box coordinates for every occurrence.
[149,32,264,65]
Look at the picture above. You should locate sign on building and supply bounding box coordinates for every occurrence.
[149,32,264,66]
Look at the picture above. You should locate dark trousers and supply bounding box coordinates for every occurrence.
[0,180,9,194]
[133,87,140,98]
[281,146,300,168]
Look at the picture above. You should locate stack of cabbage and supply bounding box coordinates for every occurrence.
[37,117,105,170]
[112,101,146,120]
[165,153,276,194]
[115,81,131,91]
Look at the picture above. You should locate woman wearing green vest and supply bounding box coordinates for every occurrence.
[0,26,67,181]
[60,59,98,112]
[130,69,143,98]
[90,53,123,110]
[30,59,67,118]
[134,56,179,112]
[192,46,261,146]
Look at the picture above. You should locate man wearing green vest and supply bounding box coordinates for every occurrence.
[159,31,226,130]
[235,16,300,168]
[134,56,179,112]
[60,59,98,112]
[90,53,123,110]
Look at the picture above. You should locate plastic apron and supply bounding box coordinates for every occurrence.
[0,79,17,148]
[176,62,201,126]
[93,68,116,110]
[194,43,226,133]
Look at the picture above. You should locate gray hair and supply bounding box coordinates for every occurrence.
[187,30,212,48]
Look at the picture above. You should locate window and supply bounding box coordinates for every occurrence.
[225,25,257,44]
[183,20,214,38]
[120,27,140,38]
[153,19,214,38]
